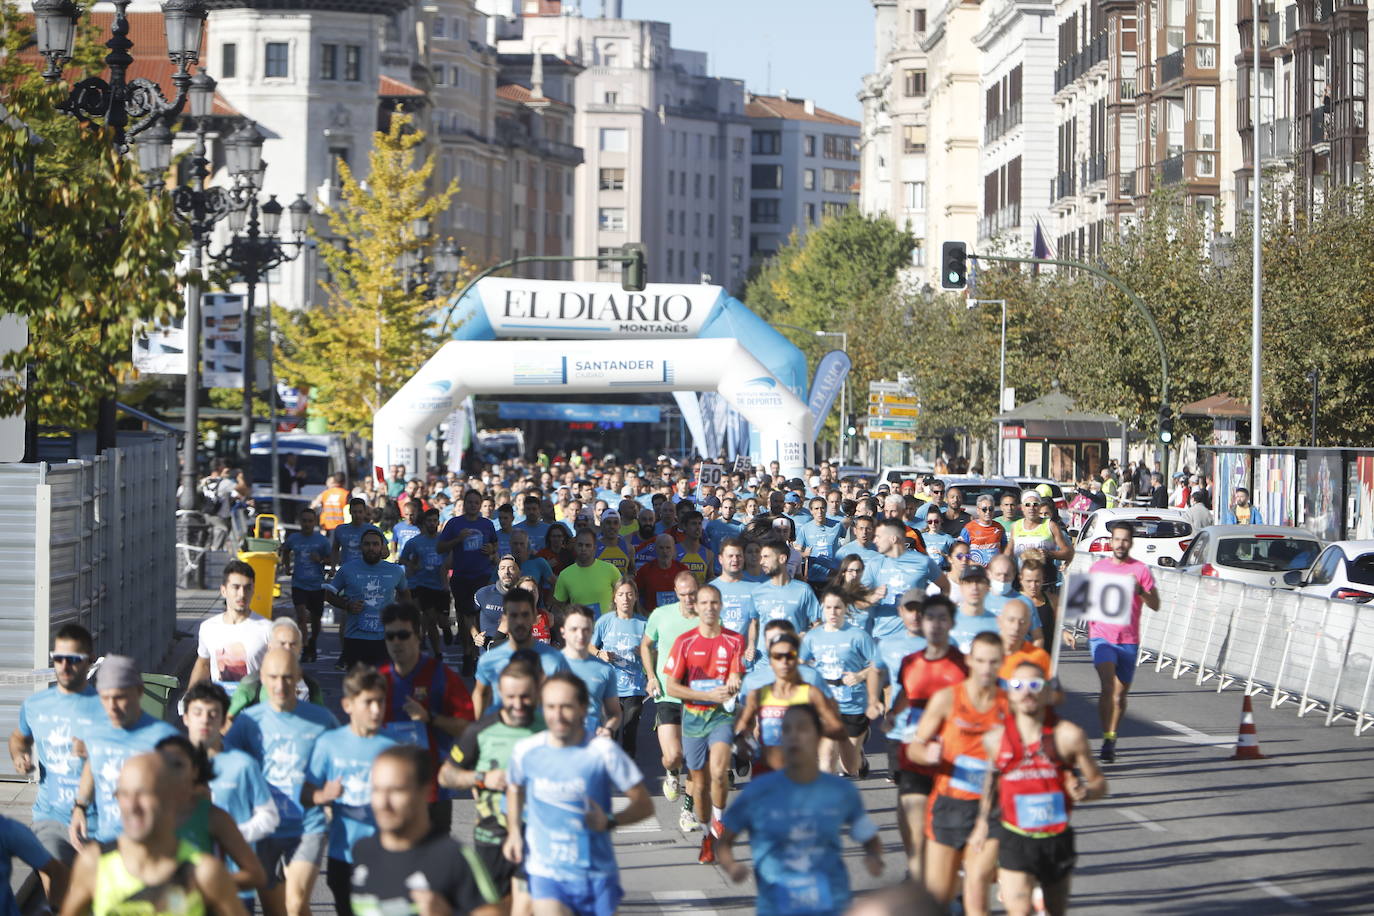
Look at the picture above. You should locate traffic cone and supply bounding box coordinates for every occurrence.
[1230,694,1265,760]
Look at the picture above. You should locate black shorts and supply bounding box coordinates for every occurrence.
[414,586,450,616]
[340,637,389,668]
[655,702,682,727]
[291,588,324,615]
[998,826,1077,886]
[450,575,488,620]
[840,713,870,738]
[896,769,935,797]
[929,794,1000,850]
[476,841,525,897]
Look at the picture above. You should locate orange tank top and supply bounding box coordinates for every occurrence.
[934,681,1009,801]
[318,487,350,530]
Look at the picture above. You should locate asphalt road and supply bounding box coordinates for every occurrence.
[290,627,1372,914]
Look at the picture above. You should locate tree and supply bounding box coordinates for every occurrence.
[0,3,185,429]
[276,112,461,435]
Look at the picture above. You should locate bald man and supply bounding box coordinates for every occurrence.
[224,649,338,916]
[60,753,244,916]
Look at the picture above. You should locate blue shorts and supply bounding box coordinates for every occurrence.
[682,718,735,772]
[527,873,623,916]
[1089,638,1139,685]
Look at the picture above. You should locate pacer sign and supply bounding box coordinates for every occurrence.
[474,278,721,339]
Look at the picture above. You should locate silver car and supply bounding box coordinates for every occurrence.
[1176,525,1323,588]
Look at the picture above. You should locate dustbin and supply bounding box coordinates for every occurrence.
[242,514,280,553]
[141,673,179,720]
[236,550,280,617]
[176,510,208,589]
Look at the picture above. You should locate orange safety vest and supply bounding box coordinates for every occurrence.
[318,487,350,530]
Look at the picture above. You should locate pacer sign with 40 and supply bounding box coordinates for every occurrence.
[1061,572,1136,626]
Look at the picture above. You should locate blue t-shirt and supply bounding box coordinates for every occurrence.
[305,727,397,863]
[868,552,943,641]
[17,686,103,825]
[223,701,339,839]
[704,518,744,554]
[800,625,878,715]
[208,748,274,832]
[475,642,570,710]
[565,656,617,735]
[399,534,447,592]
[834,541,883,570]
[950,611,1001,653]
[85,714,179,842]
[391,521,422,556]
[515,519,551,553]
[495,526,514,559]
[742,662,834,699]
[721,771,879,916]
[985,590,1043,632]
[508,733,644,881]
[920,530,957,564]
[876,631,928,688]
[332,523,382,567]
[327,560,409,640]
[591,614,649,697]
[797,519,844,560]
[709,577,759,643]
[283,532,332,590]
[515,554,556,594]
[474,584,508,642]
[750,580,822,654]
[0,816,53,916]
[441,514,497,579]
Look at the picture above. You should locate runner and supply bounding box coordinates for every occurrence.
[662,584,747,862]
[593,510,633,575]
[798,497,844,582]
[326,529,411,669]
[970,659,1107,916]
[1088,521,1159,763]
[1019,556,1061,649]
[223,648,338,916]
[553,531,622,619]
[868,519,949,643]
[391,498,423,560]
[751,538,822,660]
[591,579,650,758]
[398,507,451,654]
[190,560,274,695]
[515,493,551,553]
[332,499,381,568]
[633,534,690,613]
[503,673,655,916]
[59,754,243,916]
[1004,491,1073,562]
[280,509,332,662]
[996,601,1052,682]
[884,594,966,881]
[472,588,570,718]
[439,661,544,914]
[950,566,1000,653]
[9,624,101,893]
[717,705,884,915]
[709,538,760,666]
[920,504,956,568]
[226,619,325,718]
[800,587,880,777]
[958,495,1008,567]
[562,606,622,739]
[511,530,557,608]
[911,632,1007,914]
[351,745,500,915]
[676,510,716,584]
[639,571,700,826]
[303,667,397,916]
[0,815,67,913]
[733,632,846,773]
[986,555,1045,646]
[473,555,522,657]
[438,488,498,677]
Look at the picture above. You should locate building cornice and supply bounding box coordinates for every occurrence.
[206,0,410,16]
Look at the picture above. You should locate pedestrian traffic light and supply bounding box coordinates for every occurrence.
[621,243,647,292]
[1158,406,1175,444]
[940,241,968,290]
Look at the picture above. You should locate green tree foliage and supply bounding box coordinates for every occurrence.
[276,112,461,435]
[0,3,185,428]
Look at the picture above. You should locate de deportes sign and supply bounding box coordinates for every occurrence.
[474,277,721,339]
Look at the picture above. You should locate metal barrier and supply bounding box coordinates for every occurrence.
[1065,553,1374,737]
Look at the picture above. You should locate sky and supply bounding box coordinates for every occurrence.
[622,0,875,121]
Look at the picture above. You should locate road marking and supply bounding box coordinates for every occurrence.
[1156,720,1234,746]
[1118,808,1167,833]
[616,817,663,834]
[652,890,720,915]
[1250,879,1309,909]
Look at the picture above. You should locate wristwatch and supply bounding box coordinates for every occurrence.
[73,800,90,813]
[605,815,619,831]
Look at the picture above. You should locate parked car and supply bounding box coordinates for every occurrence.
[938,476,1024,513]
[1176,525,1324,589]
[879,462,935,486]
[1284,539,1374,604]
[1074,507,1195,567]
[1015,476,1072,528]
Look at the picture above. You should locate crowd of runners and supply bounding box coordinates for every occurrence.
[3,452,1165,916]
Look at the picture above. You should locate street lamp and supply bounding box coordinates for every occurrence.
[967,299,1008,475]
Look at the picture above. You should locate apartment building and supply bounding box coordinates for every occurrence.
[744,94,861,258]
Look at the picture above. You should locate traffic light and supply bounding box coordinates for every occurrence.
[845,414,857,438]
[940,241,968,290]
[1158,405,1175,444]
[621,243,647,292]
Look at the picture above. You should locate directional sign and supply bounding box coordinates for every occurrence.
[867,417,917,430]
[866,429,917,442]
[868,404,920,418]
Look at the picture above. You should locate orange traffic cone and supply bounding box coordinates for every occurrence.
[1230,694,1265,760]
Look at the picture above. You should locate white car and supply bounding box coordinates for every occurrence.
[1176,525,1324,589]
[1284,539,1374,604]
[1075,508,1195,567]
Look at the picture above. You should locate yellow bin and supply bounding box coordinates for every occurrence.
[236,550,281,618]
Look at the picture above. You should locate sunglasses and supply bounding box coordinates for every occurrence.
[1022,501,1041,507]
[384,630,415,642]
[978,505,993,511]
[1006,677,1046,692]
[50,652,89,666]
[770,651,798,661]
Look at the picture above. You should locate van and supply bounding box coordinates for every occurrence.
[250,432,349,525]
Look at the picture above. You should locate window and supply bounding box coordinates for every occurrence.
[432,63,445,85]
[732,137,746,160]
[667,209,674,234]
[823,168,858,193]
[1196,0,1215,42]
[344,45,361,81]
[904,180,925,209]
[597,247,619,270]
[433,16,445,37]
[902,125,926,153]
[751,198,780,223]
[823,134,857,160]
[731,216,743,239]
[732,177,744,201]
[803,169,816,191]
[912,239,925,266]
[319,44,338,79]
[708,175,716,198]
[1195,86,1216,150]
[911,8,927,32]
[804,202,816,224]
[329,147,349,186]
[599,208,625,232]
[264,42,289,78]
[694,213,701,236]
[822,201,847,219]
[678,211,685,234]
[904,69,927,97]
[694,173,702,197]
[599,167,625,190]
[221,43,237,78]
[752,131,781,155]
[599,128,628,152]
[803,135,816,156]
[751,164,783,189]
[604,91,618,104]
[707,214,715,236]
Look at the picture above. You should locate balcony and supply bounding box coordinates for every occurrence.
[1120,77,1136,101]
[983,101,1024,144]
[1120,171,1136,197]
[1052,170,1075,200]
[979,202,1022,240]
[1160,153,1185,184]
[1158,50,1184,85]
[1312,113,1329,146]
[1259,118,1293,160]
[1087,153,1108,184]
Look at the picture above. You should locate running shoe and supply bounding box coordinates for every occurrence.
[679,807,699,833]
[1099,738,1117,763]
[698,833,716,864]
[733,751,752,782]
[662,772,680,801]
[710,818,726,839]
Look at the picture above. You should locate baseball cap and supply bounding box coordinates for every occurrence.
[1020,489,1042,504]
[702,496,722,508]
[601,510,620,522]
[900,587,926,608]
[960,565,989,583]
[1035,484,1054,499]
[788,477,806,490]
[784,492,802,504]
[900,480,917,492]
[621,485,634,497]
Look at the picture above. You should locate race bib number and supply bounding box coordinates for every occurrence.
[354,613,383,633]
[381,720,430,750]
[463,532,483,552]
[656,591,675,608]
[690,678,723,694]
[885,707,920,742]
[1014,791,1067,831]
[774,870,833,915]
[761,708,784,747]
[949,754,991,796]
[529,797,591,871]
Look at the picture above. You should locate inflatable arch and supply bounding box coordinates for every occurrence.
[372,279,814,478]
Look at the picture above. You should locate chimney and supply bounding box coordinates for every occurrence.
[602,0,622,16]
[779,88,789,101]
[804,99,815,114]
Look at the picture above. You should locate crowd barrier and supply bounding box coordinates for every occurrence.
[1065,553,1374,737]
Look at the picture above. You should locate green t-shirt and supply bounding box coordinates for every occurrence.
[449,711,544,846]
[644,602,699,706]
[553,559,622,615]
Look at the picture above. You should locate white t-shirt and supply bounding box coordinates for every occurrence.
[196,613,274,688]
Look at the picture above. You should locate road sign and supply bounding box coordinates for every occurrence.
[866,429,917,442]
[698,462,724,490]
[867,417,917,430]
[868,403,920,418]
